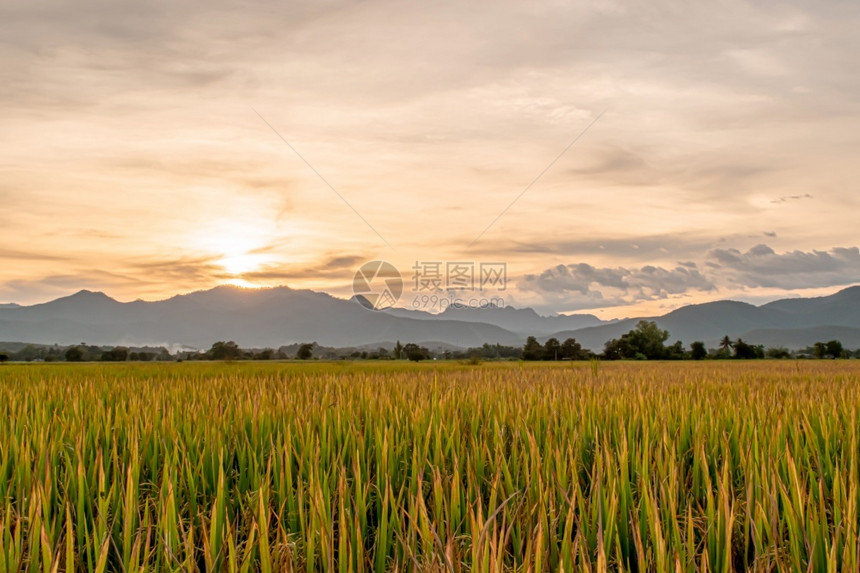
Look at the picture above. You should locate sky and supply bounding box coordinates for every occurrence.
[2,0,860,319]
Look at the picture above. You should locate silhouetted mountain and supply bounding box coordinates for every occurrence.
[2,284,859,352]
[0,303,19,309]
[0,286,521,348]
[549,286,860,350]
[741,326,860,350]
[384,304,605,335]
[759,286,860,325]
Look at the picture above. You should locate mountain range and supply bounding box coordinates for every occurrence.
[1,285,859,351]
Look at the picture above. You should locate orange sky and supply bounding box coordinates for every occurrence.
[2,1,860,318]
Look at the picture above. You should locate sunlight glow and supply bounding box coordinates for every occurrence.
[224,277,262,289]
[191,217,278,280]
[219,253,270,275]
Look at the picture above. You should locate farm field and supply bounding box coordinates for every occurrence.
[2,361,860,572]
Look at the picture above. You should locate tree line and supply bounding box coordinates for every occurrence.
[1,323,858,363]
[597,321,857,361]
[0,343,173,363]
[188,325,860,362]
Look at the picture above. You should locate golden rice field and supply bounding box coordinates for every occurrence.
[2,360,860,572]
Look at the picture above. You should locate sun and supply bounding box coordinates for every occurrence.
[191,218,276,281]
[219,252,269,275]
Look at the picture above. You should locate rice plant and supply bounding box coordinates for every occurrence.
[1,360,859,571]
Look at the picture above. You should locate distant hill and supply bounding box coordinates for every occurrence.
[2,285,859,351]
[759,287,860,324]
[385,304,606,335]
[548,286,860,350]
[740,326,860,350]
[0,286,521,349]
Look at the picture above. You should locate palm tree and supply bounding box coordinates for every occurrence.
[719,336,733,354]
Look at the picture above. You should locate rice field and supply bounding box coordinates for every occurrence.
[1,360,860,572]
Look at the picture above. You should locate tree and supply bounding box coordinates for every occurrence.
[208,341,243,360]
[625,321,669,360]
[560,338,584,360]
[522,336,544,361]
[602,333,634,360]
[0,352,8,364]
[296,343,314,360]
[65,346,84,362]
[254,349,275,360]
[813,342,828,359]
[544,338,561,361]
[825,340,844,359]
[733,338,763,359]
[766,346,791,359]
[15,345,38,362]
[394,340,403,360]
[690,341,707,360]
[603,321,679,360]
[718,336,733,357]
[493,344,524,359]
[403,343,430,362]
[100,346,129,362]
[665,340,686,359]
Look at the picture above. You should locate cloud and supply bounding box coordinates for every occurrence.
[0,270,147,303]
[565,145,775,199]
[3,0,860,313]
[240,254,366,282]
[0,252,368,305]
[465,233,718,261]
[707,244,860,289]
[125,255,229,284]
[771,193,814,204]
[520,261,715,303]
[513,243,860,313]
[0,249,72,262]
